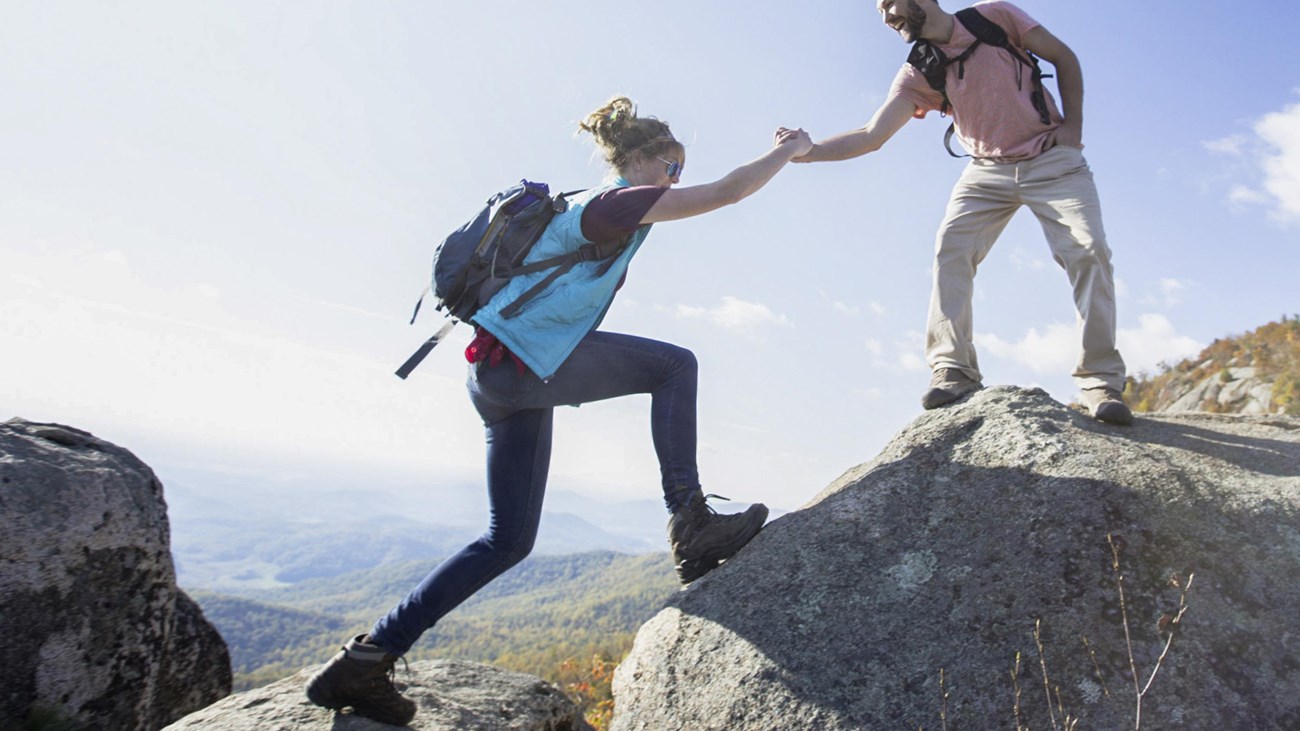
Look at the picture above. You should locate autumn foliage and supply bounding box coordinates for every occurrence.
[1126,316,1300,414]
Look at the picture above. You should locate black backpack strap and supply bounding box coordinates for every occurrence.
[955,7,1052,124]
[926,6,1057,159]
[943,123,967,159]
[954,8,1008,48]
[497,237,631,319]
[407,285,431,324]
[395,319,457,380]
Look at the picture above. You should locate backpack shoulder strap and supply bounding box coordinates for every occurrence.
[954,7,1008,49]
[955,6,1046,77]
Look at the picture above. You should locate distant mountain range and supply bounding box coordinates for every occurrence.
[163,465,664,590]
[191,551,679,690]
[160,446,766,691]
[162,459,774,591]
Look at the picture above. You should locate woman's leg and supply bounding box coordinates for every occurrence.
[474,330,766,583]
[473,330,701,509]
[367,407,554,656]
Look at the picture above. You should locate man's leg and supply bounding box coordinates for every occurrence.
[1021,147,1130,423]
[923,161,1019,408]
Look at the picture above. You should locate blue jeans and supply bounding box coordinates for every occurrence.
[368,331,699,655]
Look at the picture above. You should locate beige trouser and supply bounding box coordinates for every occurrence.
[925,145,1127,391]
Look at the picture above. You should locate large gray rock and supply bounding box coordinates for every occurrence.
[0,419,231,730]
[612,387,1300,730]
[164,660,593,730]
[1163,366,1279,415]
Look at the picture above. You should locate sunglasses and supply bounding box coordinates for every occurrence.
[656,156,683,179]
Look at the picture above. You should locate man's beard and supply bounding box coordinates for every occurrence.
[902,0,927,39]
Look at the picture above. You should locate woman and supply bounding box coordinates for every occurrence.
[306,96,812,725]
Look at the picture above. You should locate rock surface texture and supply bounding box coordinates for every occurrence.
[0,419,231,730]
[164,660,593,730]
[1160,365,1279,415]
[612,387,1300,730]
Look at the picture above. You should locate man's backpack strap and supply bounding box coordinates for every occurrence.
[954,8,1007,49]
[955,7,1053,126]
[910,7,1055,158]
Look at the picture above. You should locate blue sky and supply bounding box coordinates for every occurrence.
[3,1,1298,513]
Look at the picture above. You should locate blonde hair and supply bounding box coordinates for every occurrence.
[578,96,683,172]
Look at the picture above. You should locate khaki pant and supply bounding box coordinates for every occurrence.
[926,145,1127,391]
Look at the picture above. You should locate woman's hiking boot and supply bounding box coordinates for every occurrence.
[667,488,769,584]
[305,634,416,726]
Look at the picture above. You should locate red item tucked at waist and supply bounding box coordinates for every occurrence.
[465,327,526,375]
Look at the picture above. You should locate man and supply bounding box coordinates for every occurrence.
[798,0,1132,425]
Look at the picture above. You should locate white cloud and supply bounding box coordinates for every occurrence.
[1139,277,1194,308]
[1009,246,1047,272]
[0,244,486,476]
[977,322,1078,374]
[1116,313,1203,374]
[975,314,1202,378]
[865,338,883,356]
[1203,134,1247,156]
[1255,102,1300,224]
[1113,276,1129,299]
[889,331,928,372]
[1228,184,1269,206]
[897,351,927,372]
[676,296,791,333]
[818,290,886,319]
[191,283,222,300]
[1213,101,1300,226]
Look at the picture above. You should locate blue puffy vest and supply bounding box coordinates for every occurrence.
[472,181,653,379]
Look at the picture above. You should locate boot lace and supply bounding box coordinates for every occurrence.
[702,493,731,514]
[369,656,409,694]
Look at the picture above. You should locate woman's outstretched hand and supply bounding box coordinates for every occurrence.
[775,127,814,158]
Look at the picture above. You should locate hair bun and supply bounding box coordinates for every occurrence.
[579,95,678,171]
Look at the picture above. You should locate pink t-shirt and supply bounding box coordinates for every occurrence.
[888,1,1063,162]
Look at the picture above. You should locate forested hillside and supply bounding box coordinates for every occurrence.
[1126,316,1300,414]
[191,551,678,692]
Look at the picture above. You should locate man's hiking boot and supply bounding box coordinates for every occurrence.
[921,367,983,410]
[305,634,416,726]
[667,488,768,584]
[1080,386,1134,426]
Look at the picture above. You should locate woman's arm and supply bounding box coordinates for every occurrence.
[638,128,812,224]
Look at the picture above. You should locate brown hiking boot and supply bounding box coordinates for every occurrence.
[305,634,416,726]
[667,489,768,584]
[1080,386,1134,425]
[921,367,983,410]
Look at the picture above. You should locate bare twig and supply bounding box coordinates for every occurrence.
[940,667,949,731]
[1140,573,1195,698]
[1034,619,1060,731]
[1081,635,1111,697]
[1108,533,1143,728]
[1012,652,1026,731]
[1109,534,1195,730]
